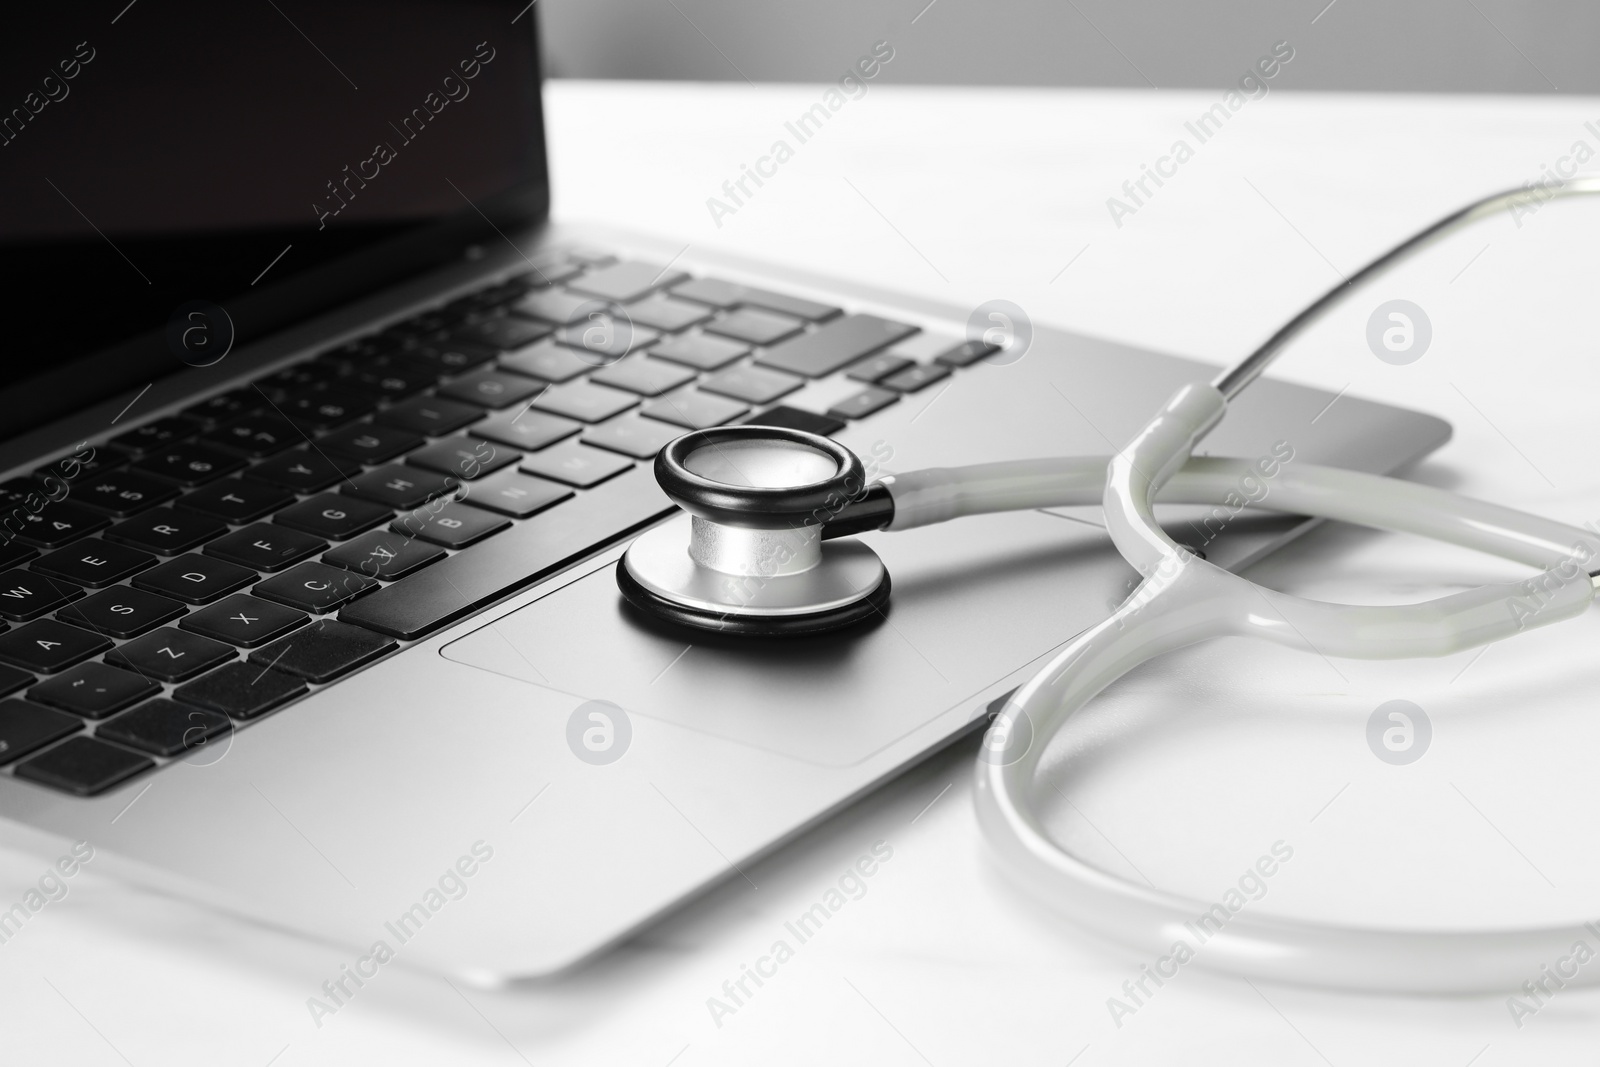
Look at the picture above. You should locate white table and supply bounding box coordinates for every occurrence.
[7,81,1600,1065]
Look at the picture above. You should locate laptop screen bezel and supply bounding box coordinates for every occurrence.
[0,4,549,446]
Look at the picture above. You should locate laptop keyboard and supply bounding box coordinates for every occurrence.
[0,248,999,797]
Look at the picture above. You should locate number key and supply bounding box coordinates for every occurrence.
[199,413,302,458]
[9,500,109,549]
[74,470,178,517]
[132,443,245,487]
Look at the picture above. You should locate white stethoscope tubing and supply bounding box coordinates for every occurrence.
[874,179,1600,992]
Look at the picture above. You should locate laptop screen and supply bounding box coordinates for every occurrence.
[1,2,547,439]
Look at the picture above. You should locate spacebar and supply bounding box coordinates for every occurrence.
[339,467,673,640]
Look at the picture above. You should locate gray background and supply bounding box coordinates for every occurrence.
[539,0,1590,93]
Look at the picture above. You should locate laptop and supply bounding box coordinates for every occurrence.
[1,3,1450,981]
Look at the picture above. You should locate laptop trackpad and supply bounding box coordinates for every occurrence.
[440,510,1128,767]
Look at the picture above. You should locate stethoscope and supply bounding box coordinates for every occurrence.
[618,179,1600,992]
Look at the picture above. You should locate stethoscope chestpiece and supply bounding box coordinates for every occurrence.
[617,426,890,636]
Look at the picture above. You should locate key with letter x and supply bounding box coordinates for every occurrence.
[180,594,308,648]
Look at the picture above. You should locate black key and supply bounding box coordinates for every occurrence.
[469,409,580,452]
[0,478,53,513]
[258,451,367,495]
[451,315,553,352]
[846,353,914,384]
[203,524,326,572]
[498,339,592,382]
[337,349,446,383]
[406,339,500,375]
[174,662,307,721]
[0,700,82,765]
[392,501,510,548]
[935,339,1001,367]
[625,293,714,333]
[254,562,379,614]
[436,368,545,409]
[704,308,805,347]
[323,530,446,580]
[34,449,112,486]
[248,619,397,684]
[257,362,342,397]
[133,554,257,604]
[755,314,919,378]
[882,362,951,393]
[321,334,402,363]
[30,663,160,719]
[56,586,185,639]
[590,358,697,397]
[406,437,518,480]
[568,260,687,303]
[74,470,179,517]
[581,416,683,459]
[341,466,673,640]
[182,594,308,648]
[374,396,485,437]
[318,423,425,465]
[108,417,194,457]
[670,277,842,322]
[0,570,83,621]
[699,365,802,405]
[133,443,245,487]
[382,307,464,342]
[650,332,750,371]
[520,442,633,488]
[106,627,236,682]
[9,500,109,549]
[0,541,39,569]
[15,736,153,795]
[742,405,846,437]
[509,255,584,287]
[32,541,156,588]
[563,247,614,266]
[176,479,295,524]
[0,665,32,698]
[529,382,638,424]
[639,391,749,430]
[553,318,660,364]
[511,288,593,325]
[461,470,572,519]
[343,359,435,402]
[97,699,232,758]
[199,413,302,457]
[179,390,258,427]
[104,508,227,555]
[0,620,113,674]
[828,387,900,420]
[278,387,374,432]
[275,495,392,540]
[344,465,461,510]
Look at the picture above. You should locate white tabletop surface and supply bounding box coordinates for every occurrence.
[9,80,1600,1065]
